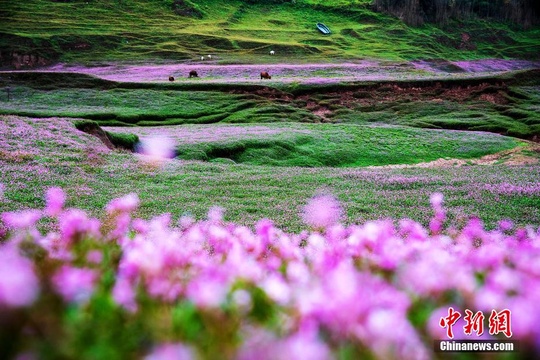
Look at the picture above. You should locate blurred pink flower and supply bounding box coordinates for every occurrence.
[58,209,100,245]
[112,275,137,313]
[474,286,507,311]
[186,274,229,309]
[207,206,225,223]
[45,187,65,217]
[137,136,176,165]
[106,193,139,214]
[86,250,103,265]
[1,210,42,230]
[261,274,291,305]
[498,219,514,232]
[3,188,540,358]
[132,218,149,234]
[52,265,97,304]
[144,343,195,360]
[232,289,252,312]
[302,194,342,229]
[430,192,444,208]
[178,215,194,229]
[14,352,37,360]
[364,309,429,360]
[278,331,332,360]
[399,218,429,242]
[0,245,39,307]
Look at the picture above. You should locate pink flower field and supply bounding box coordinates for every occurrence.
[1,188,539,359]
[1,56,539,357]
[103,124,314,144]
[42,59,540,84]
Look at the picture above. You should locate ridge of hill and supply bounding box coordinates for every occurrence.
[1,0,539,68]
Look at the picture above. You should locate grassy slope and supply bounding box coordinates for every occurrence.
[121,122,519,167]
[0,86,318,125]
[1,71,539,139]
[1,1,539,232]
[1,115,538,232]
[1,0,539,63]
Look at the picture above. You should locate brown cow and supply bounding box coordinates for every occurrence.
[189,70,199,78]
[260,71,271,80]
[168,76,175,82]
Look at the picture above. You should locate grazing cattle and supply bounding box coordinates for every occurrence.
[168,76,175,82]
[270,50,275,55]
[207,54,212,59]
[189,70,199,78]
[260,71,272,80]
[201,56,205,61]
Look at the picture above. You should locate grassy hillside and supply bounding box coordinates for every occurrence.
[1,115,539,232]
[1,0,539,66]
[108,122,520,167]
[2,70,539,140]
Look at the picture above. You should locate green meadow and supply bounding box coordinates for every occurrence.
[2,0,539,63]
[0,0,539,232]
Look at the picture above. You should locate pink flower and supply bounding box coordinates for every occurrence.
[178,215,194,229]
[207,206,225,223]
[278,331,332,360]
[430,192,444,208]
[112,275,137,313]
[106,193,139,214]
[302,194,342,229]
[232,289,252,312]
[0,245,39,307]
[52,265,97,304]
[363,309,429,360]
[144,343,195,360]
[399,219,429,242]
[429,193,446,234]
[498,219,514,232]
[186,273,229,309]
[261,274,291,305]
[137,136,176,166]
[1,210,42,230]
[45,187,65,217]
[14,352,37,360]
[86,250,103,264]
[58,209,99,245]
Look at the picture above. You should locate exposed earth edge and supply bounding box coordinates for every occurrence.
[370,141,540,169]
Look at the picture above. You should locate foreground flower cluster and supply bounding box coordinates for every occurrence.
[1,189,539,359]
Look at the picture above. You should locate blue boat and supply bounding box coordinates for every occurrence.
[316,22,331,35]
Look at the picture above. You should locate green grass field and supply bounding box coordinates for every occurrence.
[1,70,539,139]
[125,122,520,167]
[1,0,539,64]
[1,0,539,231]
[1,115,538,233]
